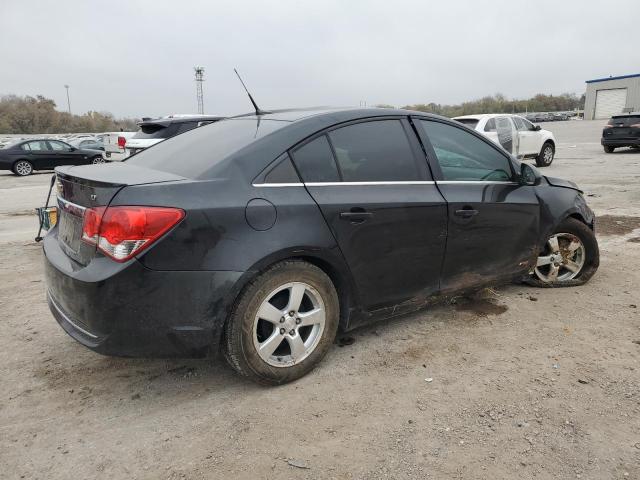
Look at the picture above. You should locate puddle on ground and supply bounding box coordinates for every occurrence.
[454,298,508,317]
[597,215,640,236]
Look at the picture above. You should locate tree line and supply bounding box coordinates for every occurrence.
[378,93,585,117]
[0,94,139,134]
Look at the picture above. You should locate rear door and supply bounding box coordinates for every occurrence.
[24,140,53,169]
[290,118,447,310]
[415,118,540,292]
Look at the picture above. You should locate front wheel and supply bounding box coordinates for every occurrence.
[13,160,33,176]
[603,146,615,153]
[91,156,106,164]
[526,217,599,288]
[223,260,339,385]
[535,142,555,167]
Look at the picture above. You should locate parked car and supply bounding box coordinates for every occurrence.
[453,114,557,166]
[125,115,223,157]
[95,132,136,161]
[601,113,640,153]
[44,108,598,385]
[0,138,105,176]
[69,137,105,152]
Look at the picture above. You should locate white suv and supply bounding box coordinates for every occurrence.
[453,114,556,167]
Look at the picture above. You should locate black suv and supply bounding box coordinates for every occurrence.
[602,113,640,152]
[44,108,599,385]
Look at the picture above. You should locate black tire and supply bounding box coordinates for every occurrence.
[535,141,555,167]
[12,159,33,176]
[526,217,599,288]
[223,260,339,385]
[603,146,615,153]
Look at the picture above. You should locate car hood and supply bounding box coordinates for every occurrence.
[545,175,581,192]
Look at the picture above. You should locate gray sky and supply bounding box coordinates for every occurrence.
[1,0,638,118]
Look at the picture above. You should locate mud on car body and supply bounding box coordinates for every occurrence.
[43,108,599,384]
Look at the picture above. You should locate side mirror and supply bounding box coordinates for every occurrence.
[68,147,76,151]
[533,125,541,131]
[519,163,542,186]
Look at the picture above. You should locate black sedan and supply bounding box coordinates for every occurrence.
[0,139,105,176]
[44,108,599,384]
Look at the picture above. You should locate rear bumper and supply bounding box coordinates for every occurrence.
[44,233,244,357]
[601,138,640,147]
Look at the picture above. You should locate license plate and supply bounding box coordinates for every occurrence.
[35,206,58,231]
[58,211,82,251]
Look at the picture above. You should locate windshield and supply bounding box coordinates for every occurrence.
[126,118,288,178]
[608,116,640,127]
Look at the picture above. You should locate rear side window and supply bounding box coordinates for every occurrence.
[25,141,49,151]
[484,118,497,132]
[291,135,340,183]
[328,120,419,182]
[421,120,512,182]
[263,154,300,183]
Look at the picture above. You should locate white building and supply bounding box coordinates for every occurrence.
[584,73,640,120]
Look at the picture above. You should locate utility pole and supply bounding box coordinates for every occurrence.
[64,85,71,114]
[194,67,205,114]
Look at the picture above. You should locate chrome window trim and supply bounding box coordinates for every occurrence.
[252,182,305,187]
[306,181,436,186]
[436,180,518,185]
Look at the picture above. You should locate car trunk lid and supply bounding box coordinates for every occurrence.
[604,116,640,140]
[54,163,186,265]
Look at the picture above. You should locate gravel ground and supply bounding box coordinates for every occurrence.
[1,120,639,480]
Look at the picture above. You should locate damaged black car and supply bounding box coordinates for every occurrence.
[43,108,599,384]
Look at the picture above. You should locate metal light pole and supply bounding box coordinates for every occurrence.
[194,67,205,114]
[64,85,71,114]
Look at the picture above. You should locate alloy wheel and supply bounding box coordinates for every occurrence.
[92,157,106,164]
[14,160,32,176]
[252,282,326,367]
[534,233,585,282]
[543,145,554,164]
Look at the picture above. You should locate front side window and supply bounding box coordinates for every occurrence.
[328,120,419,182]
[484,118,497,132]
[48,141,69,151]
[513,116,527,131]
[420,120,513,182]
[291,135,340,183]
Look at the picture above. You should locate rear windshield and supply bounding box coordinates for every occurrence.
[132,123,177,139]
[455,119,479,129]
[125,118,287,178]
[608,116,640,127]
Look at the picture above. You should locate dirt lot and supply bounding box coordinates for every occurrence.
[1,120,639,480]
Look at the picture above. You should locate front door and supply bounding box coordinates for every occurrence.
[514,117,539,156]
[415,118,540,293]
[290,118,448,310]
[47,141,78,166]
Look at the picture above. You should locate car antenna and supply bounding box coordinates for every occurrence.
[234,68,270,116]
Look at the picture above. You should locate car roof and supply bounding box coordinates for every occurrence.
[453,113,521,120]
[229,106,443,123]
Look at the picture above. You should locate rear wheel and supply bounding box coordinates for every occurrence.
[13,160,33,176]
[526,218,599,287]
[223,260,339,385]
[604,146,615,153]
[535,142,555,167]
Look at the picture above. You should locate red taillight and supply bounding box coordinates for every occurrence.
[603,124,613,129]
[81,206,184,262]
[117,136,127,149]
[631,124,640,129]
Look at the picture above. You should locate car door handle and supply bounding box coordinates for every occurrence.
[454,208,479,218]
[339,209,373,223]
